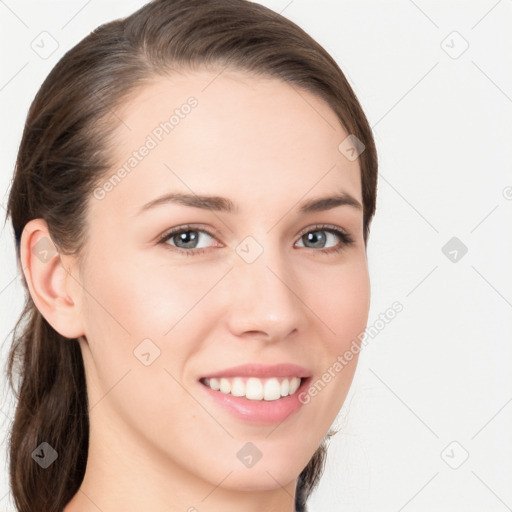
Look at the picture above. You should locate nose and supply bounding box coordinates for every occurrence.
[223,245,306,342]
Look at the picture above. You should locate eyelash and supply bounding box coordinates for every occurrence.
[157,223,355,257]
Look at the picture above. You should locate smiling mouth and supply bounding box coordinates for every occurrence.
[199,376,304,401]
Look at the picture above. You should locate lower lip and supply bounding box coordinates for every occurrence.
[199,378,311,425]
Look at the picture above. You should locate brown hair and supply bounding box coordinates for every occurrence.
[3,1,378,511]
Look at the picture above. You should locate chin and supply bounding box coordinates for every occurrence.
[220,469,298,492]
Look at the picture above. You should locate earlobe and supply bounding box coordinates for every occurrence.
[19,218,85,339]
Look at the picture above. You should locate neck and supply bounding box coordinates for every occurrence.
[63,402,299,512]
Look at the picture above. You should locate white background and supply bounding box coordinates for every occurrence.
[1,1,511,511]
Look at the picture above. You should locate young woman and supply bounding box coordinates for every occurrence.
[5,1,378,511]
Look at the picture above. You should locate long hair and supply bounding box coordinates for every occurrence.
[4,1,378,510]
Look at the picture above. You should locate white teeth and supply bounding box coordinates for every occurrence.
[263,378,281,401]
[246,378,264,400]
[289,377,301,395]
[202,376,303,400]
[230,377,245,397]
[209,378,220,391]
[281,378,289,396]
[219,378,231,394]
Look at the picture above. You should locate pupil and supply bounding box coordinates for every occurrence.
[306,231,326,248]
[177,231,197,248]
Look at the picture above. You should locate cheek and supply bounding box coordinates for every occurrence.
[79,249,228,393]
[301,257,369,414]
[83,248,219,339]
[79,252,218,463]
[336,265,370,339]
[311,255,370,348]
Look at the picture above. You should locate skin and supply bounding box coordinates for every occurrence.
[20,69,371,512]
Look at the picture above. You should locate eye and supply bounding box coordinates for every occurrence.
[295,224,354,254]
[157,223,354,257]
[158,225,219,256]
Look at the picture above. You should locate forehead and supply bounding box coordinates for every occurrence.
[91,69,362,219]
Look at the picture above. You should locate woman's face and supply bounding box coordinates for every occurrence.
[74,69,370,496]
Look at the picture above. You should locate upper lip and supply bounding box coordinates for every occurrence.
[199,363,312,380]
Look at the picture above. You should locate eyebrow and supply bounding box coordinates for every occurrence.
[137,191,362,215]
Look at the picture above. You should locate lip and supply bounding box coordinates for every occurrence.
[198,363,312,380]
[199,376,312,425]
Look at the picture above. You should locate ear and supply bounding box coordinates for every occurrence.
[19,218,85,339]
